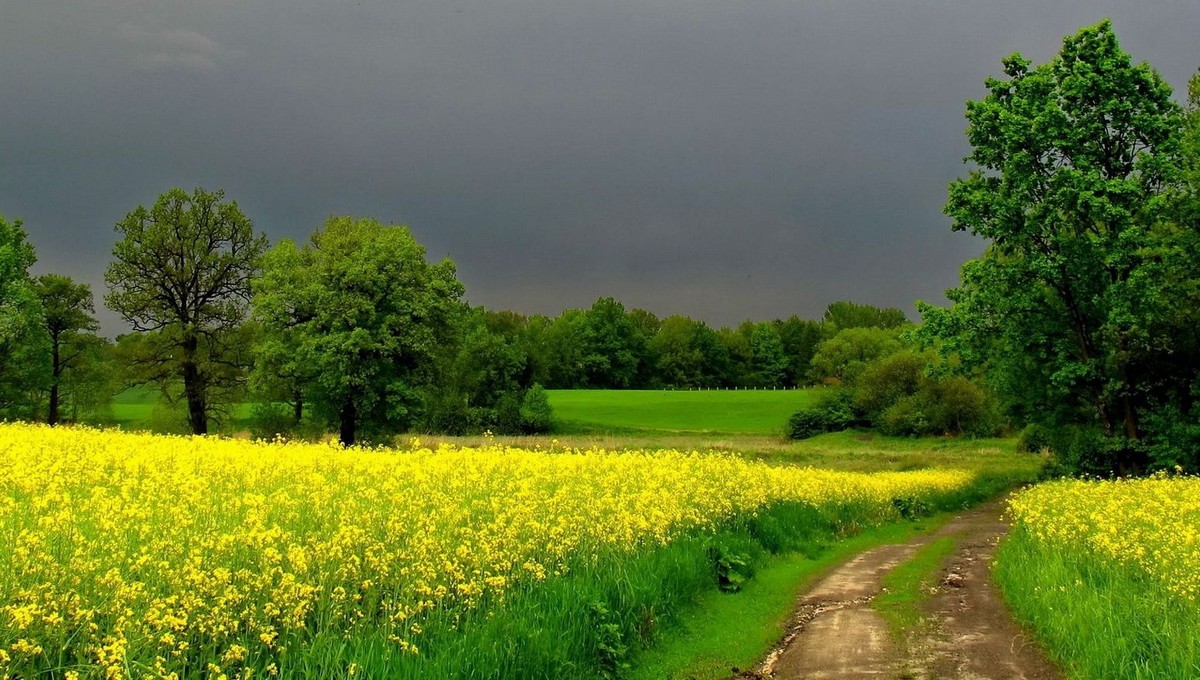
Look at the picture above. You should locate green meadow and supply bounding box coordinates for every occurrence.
[547,388,818,435]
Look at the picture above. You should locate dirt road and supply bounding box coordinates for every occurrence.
[744,499,1061,680]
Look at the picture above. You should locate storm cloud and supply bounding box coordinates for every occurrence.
[3,0,1197,335]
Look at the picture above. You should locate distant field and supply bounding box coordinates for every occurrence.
[113,385,254,433]
[547,388,818,435]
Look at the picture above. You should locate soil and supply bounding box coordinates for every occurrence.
[735,498,1062,680]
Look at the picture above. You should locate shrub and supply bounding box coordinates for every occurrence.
[491,392,525,435]
[921,376,1000,437]
[878,396,928,437]
[520,384,554,434]
[808,327,902,385]
[249,402,298,441]
[854,351,925,418]
[787,389,858,439]
[1015,423,1054,453]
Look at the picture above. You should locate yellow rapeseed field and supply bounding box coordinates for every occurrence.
[0,424,972,678]
[1007,475,1200,602]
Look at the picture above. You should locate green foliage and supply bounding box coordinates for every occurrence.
[854,351,926,419]
[924,21,1200,473]
[1015,423,1054,454]
[34,274,103,424]
[776,316,824,387]
[822,300,908,331]
[0,214,49,419]
[248,402,298,441]
[416,307,538,435]
[106,187,267,434]
[877,396,929,437]
[787,389,858,439]
[519,384,554,434]
[648,315,727,388]
[581,297,647,389]
[809,327,902,385]
[748,322,787,388]
[254,216,464,445]
[706,538,754,593]
[589,601,631,679]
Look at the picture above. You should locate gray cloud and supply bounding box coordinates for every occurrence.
[119,26,236,74]
[1,1,1197,336]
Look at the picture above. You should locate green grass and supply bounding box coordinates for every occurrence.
[874,534,958,635]
[547,388,818,435]
[995,527,1200,679]
[630,514,955,680]
[111,384,255,434]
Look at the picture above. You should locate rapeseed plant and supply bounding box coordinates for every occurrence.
[0,423,973,678]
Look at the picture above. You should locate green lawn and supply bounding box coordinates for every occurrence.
[547,388,818,435]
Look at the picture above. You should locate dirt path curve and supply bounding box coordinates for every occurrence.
[743,498,1061,680]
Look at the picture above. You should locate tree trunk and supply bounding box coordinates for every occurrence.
[47,383,60,426]
[293,389,304,424]
[339,400,356,446]
[181,333,208,435]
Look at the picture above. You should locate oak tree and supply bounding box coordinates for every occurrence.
[106,187,267,434]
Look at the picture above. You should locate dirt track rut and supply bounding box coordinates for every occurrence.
[742,499,1061,680]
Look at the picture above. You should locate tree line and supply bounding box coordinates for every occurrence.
[0,197,907,444]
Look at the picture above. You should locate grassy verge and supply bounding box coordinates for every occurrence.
[995,478,1200,679]
[995,527,1200,679]
[874,535,957,635]
[629,513,956,680]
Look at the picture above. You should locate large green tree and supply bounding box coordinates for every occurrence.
[0,215,49,418]
[33,274,100,424]
[106,187,268,434]
[254,216,464,445]
[922,21,1197,472]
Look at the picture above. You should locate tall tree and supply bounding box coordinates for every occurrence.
[33,274,100,424]
[254,216,464,445]
[580,297,643,388]
[922,21,1192,472]
[776,315,825,387]
[0,214,49,418]
[822,301,907,331]
[105,187,268,434]
[748,322,787,387]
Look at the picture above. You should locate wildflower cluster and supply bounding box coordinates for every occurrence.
[0,424,972,678]
[1007,474,1200,602]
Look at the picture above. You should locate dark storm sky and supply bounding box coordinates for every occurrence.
[3,1,1197,336]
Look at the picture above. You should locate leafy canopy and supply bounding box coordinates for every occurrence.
[254,216,464,445]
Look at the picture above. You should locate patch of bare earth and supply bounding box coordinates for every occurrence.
[737,499,1061,680]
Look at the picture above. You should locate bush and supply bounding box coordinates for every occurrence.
[520,384,554,434]
[878,396,928,436]
[921,376,1000,437]
[809,327,903,385]
[492,392,524,435]
[249,402,298,441]
[854,351,925,418]
[1016,423,1054,453]
[787,389,857,439]
[419,390,481,436]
